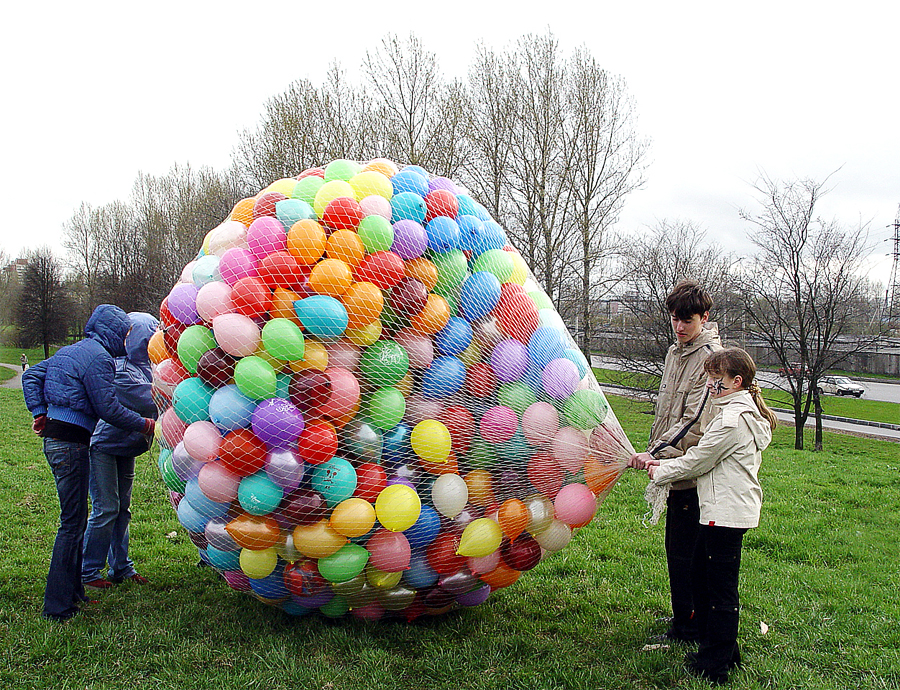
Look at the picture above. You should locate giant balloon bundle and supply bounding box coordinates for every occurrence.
[149,158,635,620]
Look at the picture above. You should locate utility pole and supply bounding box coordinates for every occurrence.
[886,205,900,322]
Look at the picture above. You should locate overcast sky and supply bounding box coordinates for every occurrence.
[1,0,897,290]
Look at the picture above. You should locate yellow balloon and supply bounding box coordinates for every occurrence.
[292,520,347,559]
[366,565,403,589]
[349,170,393,201]
[411,420,452,464]
[458,340,482,369]
[457,518,503,558]
[289,338,328,372]
[239,547,278,579]
[265,178,301,196]
[375,484,421,532]
[201,229,214,256]
[313,180,355,218]
[509,252,529,285]
[396,371,414,397]
[330,498,377,538]
[346,319,382,347]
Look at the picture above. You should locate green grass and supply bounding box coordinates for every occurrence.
[0,345,61,368]
[762,389,900,426]
[1,388,898,689]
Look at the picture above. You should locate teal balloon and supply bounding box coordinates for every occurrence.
[364,387,406,431]
[275,372,291,399]
[564,347,590,378]
[206,545,241,571]
[496,429,532,465]
[275,198,315,228]
[238,471,285,515]
[359,341,409,386]
[311,457,357,507]
[234,356,277,400]
[294,295,348,339]
[318,543,370,583]
[172,377,214,423]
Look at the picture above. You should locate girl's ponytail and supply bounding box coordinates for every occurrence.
[748,381,778,430]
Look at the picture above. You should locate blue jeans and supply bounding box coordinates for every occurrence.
[43,439,90,619]
[82,450,137,582]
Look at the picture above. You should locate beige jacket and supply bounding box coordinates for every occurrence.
[648,323,722,489]
[652,389,771,528]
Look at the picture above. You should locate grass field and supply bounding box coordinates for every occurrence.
[0,388,898,689]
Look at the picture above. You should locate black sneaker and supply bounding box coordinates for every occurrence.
[650,629,699,645]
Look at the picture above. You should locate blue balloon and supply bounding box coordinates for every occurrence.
[294,295,348,339]
[391,192,427,223]
[184,478,231,519]
[528,327,567,369]
[425,217,460,253]
[404,505,441,548]
[403,164,430,180]
[310,457,357,507]
[421,356,466,399]
[281,600,314,616]
[275,198,316,228]
[456,215,484,252]
[206,545,241,571]
[471,220,507,255]
[382,422,413,467]
[209,384,257,431]
[434,317,473,356]
[392,169,429,197]
[176,496,209,533]
[564,347,589,378]
[403,550,439,589]
[249,560,290,599]
[459,271,502,322]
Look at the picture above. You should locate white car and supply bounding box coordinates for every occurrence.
[817,376,865,398]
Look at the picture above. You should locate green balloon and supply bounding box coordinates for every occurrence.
[365,387,406,430]
[563,389,609,429]
[360,341,409,386]
[431,281,462,317]
[528,290,554,311]
[238,472,284,516]
[324,159,361,182]
[234,355,277,400]
[472,249,514,283]
[319,595,350,618]
[498,382,538,416]
[158,450,186,493]
[177,325,216,374]
[497,429,532,465]
[262,318,305,361]
[432,250,468,291]
[379,301,409,333]
[172,377,214,423]
[468,439,497,470]
[357,215,394,253]
[292,176,324,205]
[318,543,370,583]
[275,372,291,399]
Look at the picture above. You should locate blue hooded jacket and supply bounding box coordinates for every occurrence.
[22,304,149,434]
[91,312,160,456]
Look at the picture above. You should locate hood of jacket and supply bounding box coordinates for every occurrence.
[709,389,772,451]
[676,321,720,357]
[85,304,130,358]
[125,312,159,375]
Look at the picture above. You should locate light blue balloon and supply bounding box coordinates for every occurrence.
[209,384,257,431]
[471,220,507,255]
[392,169,429,196]
[192,254,221,287]
[391,192,427,223]
[238,471,285,516]
[176,496,209,533]
[206,545,241,571]
[310,457,357,507]
[294,295,348,339]
[528,327,567,369]
[564,347,590,378]
[403,549,438,589]
[184,479,232,519]
[275,198,316,228]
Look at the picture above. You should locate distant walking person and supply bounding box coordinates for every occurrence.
[21,353,28,371]
[629,280,722,642]
[82,312,159,590]
[22,305,156,622]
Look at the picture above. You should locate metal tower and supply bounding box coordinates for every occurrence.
[888,205,900,322]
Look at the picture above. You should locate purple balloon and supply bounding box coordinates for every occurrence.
[391,219,428,260]
[222,569,252,592]
[204,516,240,551]
[541,357,581,399]
[387,476,416,490]
[428,177,457,194]
[265,448,306,492]
[490,339,529,383]
[167,283,201,325]
[172,441,205,481]
[252,398,305,448]
[456,583,491,607]
[293,590,334,608]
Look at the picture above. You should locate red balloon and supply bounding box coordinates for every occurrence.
[355,251,405,290]
[527,452,564,499]
[253,191,287,219]
[388,277,428,316]
[219,428,268,477]
[288,370,332,416]
[231,276,272,319]
[440,405,474,457]
[297,167,325,180]
[257,251,310,291]
[284,559,329,597]
[355,462,387,502]
[496,291,539,344]
[323,197,364,230]
[280,489,328,526]
[296,421,338,465]
[424,189,459,222]
[465,362,496,398]
[426,532,466,574]
[501,534,542,571]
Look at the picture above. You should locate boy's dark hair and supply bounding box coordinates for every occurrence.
[665,280,713,320]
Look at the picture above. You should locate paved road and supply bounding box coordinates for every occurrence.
[0,363,24,389]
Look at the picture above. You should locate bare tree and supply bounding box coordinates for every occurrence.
[740,174,877,450]
[16,247,73,357]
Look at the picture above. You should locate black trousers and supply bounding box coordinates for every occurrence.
[691,524,747,678]
[665,487,701,638]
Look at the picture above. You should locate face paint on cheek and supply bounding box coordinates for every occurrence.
[710,378,727,395]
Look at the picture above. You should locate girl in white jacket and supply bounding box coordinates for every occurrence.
[647,347,777,685]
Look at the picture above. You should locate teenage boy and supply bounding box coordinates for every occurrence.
[629,280,722,642]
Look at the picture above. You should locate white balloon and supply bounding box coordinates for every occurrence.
[431,473,468,519]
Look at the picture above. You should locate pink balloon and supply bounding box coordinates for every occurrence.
[183,421,222,463]
[395,328,433,369]
[319,367,360,419]
[218,247,258,286]
[480,406,518,443]
[208,220,247,257]
[154,358,189,397]
[197,461,241,503]
[467,550,501,575]
[521,402,560,446]
[552,426,589,473]
[554,483,597,527]
[359,195,392,220]
[366,529,411,571]
[212,313,260,357]
[160,407,188,448]
[404,393,444,426]
[196,281,234,322]
[247,216,287,260]
[324,340,361,371]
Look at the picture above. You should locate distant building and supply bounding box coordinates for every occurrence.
[3,259,27,281]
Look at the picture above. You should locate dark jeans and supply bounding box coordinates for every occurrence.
[43,438,90,619]
[82,450,137,582]
[665,486,701,638]
[691,524,747,679]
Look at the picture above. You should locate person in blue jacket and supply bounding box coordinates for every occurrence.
[23,304,156,622]
[81,312,159,590]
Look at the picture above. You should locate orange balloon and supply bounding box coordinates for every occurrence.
[464,470,494,508]
[147,329,169,364]
[342,281,384,329]
[418,453,459,475]
[270,287,303,327]
[584,457,624,497]
[289,338,328,372]
[309,259,353,297]
[404,257,439,291]
[292,519,347,559]
[326,229,366,266]
[225,513,281,550]
[497,498,529,541]
[230,197,256,227]
[287,219,327,264]
[362,159,398,177]
[480,562,521,590]
[410,294,450,335]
